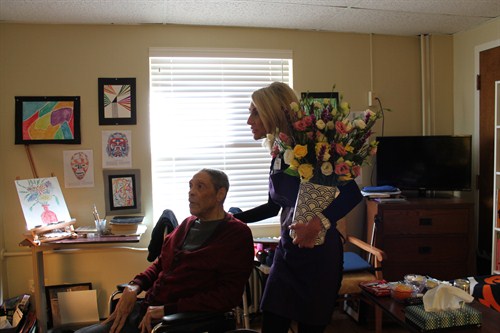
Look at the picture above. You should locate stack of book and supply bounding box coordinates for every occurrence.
[109,216,145,236]
[361,185,406,202]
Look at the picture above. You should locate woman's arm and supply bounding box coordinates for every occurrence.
[232,193,281,223]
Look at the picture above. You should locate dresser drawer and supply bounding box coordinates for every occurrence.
[382,236,468,263]
[380,208,470,235]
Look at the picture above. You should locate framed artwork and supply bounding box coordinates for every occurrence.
[300,92,339,109]
[45,283,92,328]
[103,169,141,215]
[98,78,136,125]
[15,96,81,144]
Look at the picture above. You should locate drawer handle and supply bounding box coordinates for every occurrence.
[419,218,432,226]
[418,246,432,254]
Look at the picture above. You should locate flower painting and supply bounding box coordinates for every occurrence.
[15,177,71,230]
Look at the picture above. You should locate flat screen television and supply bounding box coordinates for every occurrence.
[376,135,472,195]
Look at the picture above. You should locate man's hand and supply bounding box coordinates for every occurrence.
[103,284,140,333]
[289,217,322,248]
[139,306,164,333]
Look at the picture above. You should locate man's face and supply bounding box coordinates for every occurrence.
[188,171,219,220]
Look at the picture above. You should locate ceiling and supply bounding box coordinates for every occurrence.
[0,0,499,36]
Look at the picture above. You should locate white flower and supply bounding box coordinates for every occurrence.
[283,148,295,165]
[320,161,334,176]
[290,102,299,112]
[353,118,367,129]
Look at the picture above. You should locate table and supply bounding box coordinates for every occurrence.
[22,235,142,333]
[362,290,500,332]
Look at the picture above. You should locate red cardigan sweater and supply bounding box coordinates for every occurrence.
[132,213,254,314]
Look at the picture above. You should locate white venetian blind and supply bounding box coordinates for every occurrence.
[149,48,293,221]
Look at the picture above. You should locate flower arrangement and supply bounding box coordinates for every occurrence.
[271,92,381,187]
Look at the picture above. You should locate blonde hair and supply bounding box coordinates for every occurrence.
[251,82,299,142]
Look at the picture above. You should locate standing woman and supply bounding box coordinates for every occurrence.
[233,82,363,333]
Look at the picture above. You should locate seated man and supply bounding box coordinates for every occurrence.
[77,168,255,333]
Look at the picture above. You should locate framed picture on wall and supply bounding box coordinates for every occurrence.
[98,78,137,125]
[103,169,141,215]
[300,92,340,109]
[15,96,81,144]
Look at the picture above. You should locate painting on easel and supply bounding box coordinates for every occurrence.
[15,177,71,230]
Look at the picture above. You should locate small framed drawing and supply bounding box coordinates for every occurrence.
[98,78,136,125]
[103,169,141,215]
[45,283,92,328]
[300,92,340,109]
[15,96,81,144]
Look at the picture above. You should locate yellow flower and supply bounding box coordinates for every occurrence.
[316,119,326,130]
[290,102,299,112]
[326,120,335,130]
[293,144,308,159]
[289,158,300,169]
[340,101,350,112]
[298,163,314,181]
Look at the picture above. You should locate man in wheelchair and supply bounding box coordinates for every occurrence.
[76,169,255,333]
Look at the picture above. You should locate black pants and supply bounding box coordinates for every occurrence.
[261,311,326,333]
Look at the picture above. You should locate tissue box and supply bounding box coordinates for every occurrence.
[405,304,482,331]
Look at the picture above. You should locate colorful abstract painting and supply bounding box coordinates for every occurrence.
[103,169,141,214]
[15,96,81,144]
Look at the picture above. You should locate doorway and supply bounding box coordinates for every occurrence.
[478,45,500,274]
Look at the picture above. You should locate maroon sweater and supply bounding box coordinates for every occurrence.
[131,213,254,314]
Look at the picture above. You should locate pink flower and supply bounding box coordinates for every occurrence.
[334,143,347,156]
[293,120,307,131]
[334,161,350,176]
[352,165,361,177]
[335,120,349,135]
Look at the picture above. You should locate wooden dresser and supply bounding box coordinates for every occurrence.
[366,198,475,281]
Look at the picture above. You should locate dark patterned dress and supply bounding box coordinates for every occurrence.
[234,157,363,325]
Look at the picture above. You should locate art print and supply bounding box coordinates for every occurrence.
[103,169,141,214]
[101,130,132,168]
[63,150,95,188]
[15,177,71,230]
[98,78,136,125]
[15,96,81,144]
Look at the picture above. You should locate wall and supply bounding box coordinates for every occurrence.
[0,23,452,316]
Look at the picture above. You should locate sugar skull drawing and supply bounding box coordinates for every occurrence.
[70,152,89,180]
[106,132,129,158]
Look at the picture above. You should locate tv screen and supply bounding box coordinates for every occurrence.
[376,135,472,193]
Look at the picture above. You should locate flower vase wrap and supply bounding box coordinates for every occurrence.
[290,181,339,245]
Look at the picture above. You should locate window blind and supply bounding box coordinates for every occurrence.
[149,48,293,222]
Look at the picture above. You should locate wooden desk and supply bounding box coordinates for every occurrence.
[22,235,141,333]
[362,290,500,333]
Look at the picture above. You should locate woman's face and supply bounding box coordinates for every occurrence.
[247,102,267,140]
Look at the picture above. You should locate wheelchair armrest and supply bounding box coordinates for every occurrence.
[161,312,228,326]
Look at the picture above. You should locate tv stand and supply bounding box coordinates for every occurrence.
[366,197,474,281]
[407,189,453,198]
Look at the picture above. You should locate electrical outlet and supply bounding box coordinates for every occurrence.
[368,91,378,106]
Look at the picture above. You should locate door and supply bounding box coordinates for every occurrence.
[478,46,500,274]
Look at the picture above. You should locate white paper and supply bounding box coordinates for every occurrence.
[102,130,132,168]
[15,177,71,230]
[57,290,99,325]
[63,150,95,188]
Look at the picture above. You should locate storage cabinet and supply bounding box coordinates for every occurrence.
[366,198,475,281]
[493,80,500,274]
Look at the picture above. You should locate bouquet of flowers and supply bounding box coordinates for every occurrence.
[271,91,382,245]
[271,93,381,187]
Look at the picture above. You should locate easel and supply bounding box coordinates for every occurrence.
[18,145,77,246]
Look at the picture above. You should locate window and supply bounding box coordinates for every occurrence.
[149,48,293,222]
